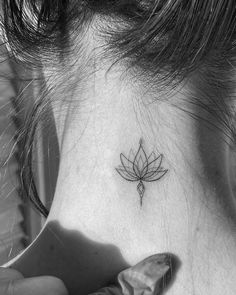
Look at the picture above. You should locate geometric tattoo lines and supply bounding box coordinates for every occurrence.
[115,139,168,206]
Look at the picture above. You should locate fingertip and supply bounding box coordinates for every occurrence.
[0,267,24,280]
[14,276,69,295]
[43,276,69,295]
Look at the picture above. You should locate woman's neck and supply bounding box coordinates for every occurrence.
[11,65,236,295]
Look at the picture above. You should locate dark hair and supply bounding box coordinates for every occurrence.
[2,0,236,216]
[3,0,236,77]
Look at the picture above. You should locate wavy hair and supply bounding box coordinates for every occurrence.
[1,0,236,216]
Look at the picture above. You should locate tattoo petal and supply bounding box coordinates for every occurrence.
[143,169,168,182]
[120,153,138,174]
[133,162,142,178]
[115,168,138,181]
[144,154,162,171]
[142,166,163,179]
[133,140,148,176]
[117,165,137,178]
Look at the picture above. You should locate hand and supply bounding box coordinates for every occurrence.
[91,253,175,295]
[0,267,68,295]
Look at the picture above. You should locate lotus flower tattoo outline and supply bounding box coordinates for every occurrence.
[115,139,168,206]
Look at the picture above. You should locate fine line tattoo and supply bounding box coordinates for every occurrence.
[115,139,168,206]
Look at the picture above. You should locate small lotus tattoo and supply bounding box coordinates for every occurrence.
[115,139,168,206]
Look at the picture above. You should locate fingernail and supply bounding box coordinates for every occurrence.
[118,253,174,295]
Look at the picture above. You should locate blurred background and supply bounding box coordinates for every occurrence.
[0,43,59,264]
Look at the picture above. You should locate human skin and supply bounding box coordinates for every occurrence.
[6,23,236,295]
